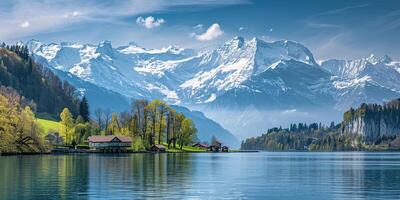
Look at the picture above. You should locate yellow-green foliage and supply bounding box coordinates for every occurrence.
[37,118,60,136]
[0,92,46,153]
[343,109,354,122]
[60,108,74,144]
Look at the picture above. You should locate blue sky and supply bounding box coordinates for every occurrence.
[1,0,400,60]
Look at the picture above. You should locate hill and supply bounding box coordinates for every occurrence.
[241,98,400,151]
[37,118,60,136]
[0,45,80,118]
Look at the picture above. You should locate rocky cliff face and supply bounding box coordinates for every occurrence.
[341,99,400,143]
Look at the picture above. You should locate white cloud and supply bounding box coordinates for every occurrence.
[193,24,204,31]
[64,11,80,18]
[306,22,342,29]
[0,0,246,41]
[20,21,30,28]
[136,16,165,29]
[238,26,247,31]
[194,23,224,41]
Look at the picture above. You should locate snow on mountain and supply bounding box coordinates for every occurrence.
[28,37,400,112]
[169,36,324,105]
[321,54,400,109]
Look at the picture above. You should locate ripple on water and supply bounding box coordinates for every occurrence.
[1,152,400,200]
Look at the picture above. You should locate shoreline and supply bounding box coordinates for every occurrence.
[0,149,259,156]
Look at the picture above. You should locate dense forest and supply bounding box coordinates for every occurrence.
[242,98,400,151]
[240,122,359,151]
[342,98,400,143]
[0,43,80,117]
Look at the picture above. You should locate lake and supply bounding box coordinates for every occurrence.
[1,152,400,200]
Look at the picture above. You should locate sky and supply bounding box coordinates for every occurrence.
[1,0,400,60]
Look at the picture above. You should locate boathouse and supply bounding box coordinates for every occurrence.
[150,144,166,152]
[88,136,132,151]
[209,140,222,152]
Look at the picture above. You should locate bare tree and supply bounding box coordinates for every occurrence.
[119,111,131,128]
[104,109,111,133]
[132,99,148,141]
[94,108,103,131]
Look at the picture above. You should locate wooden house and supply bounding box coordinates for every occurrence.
[88,136,132,151]
[45,132,64,145]
[151,144,166,152]
[209,140,222,152]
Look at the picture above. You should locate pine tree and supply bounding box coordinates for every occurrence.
[79,96,90,122]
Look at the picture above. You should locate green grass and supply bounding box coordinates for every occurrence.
[37,118,60,136]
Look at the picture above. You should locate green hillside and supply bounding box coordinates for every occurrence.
[37,118,60,136]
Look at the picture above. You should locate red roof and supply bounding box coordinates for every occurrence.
[193,142,209,148]
[88,136,132,143]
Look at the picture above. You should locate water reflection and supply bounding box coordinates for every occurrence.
[1,152,400,200]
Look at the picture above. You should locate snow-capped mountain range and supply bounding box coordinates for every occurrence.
[27,37,400,111]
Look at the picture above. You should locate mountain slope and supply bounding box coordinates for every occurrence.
[28,37,337,109]
[0,47,80,117]
[172,105,240,148]
[321,55,400,109]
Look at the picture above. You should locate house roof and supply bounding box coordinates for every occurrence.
[193,142,209,148]
[153,144,166,149]
[88,135,132,143]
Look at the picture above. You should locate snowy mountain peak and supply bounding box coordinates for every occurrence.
[127,41,140,47]
[226,36,245,48]
[379,55,392,63]
[366,54,379,64]
[26,38,400,111]
[98,40,112,49]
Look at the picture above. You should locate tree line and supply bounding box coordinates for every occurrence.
[59,99,198,150]
[241,121,343,151]
[242,98,400,151]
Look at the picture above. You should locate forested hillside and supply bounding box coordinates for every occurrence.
[342,98,400,143]
[242,98,400,151]
[240,122,357,151]
[0,44,80,118]
[0,43,84,153]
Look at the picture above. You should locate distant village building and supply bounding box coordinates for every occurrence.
[221,146,229,152]
[45,132,64,145]
[209,140,222,152]
[150,144,166,152]
[192,142,209,149]
[88,136,132,151]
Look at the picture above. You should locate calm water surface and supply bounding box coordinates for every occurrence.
[1,152,400,200]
